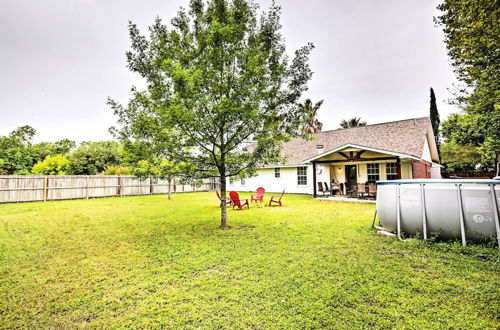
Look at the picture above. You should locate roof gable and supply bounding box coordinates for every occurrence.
[302,143,421,163]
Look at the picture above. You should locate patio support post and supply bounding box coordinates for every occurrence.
[396,157,402,179]
[312,161,317,198]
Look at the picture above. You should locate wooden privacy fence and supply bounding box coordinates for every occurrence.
[0,176,219,204]
[444,172,495,179]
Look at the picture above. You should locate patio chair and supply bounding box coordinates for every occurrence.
[269,190,285,207]
[340,182,346,195]
[368,183,377,199]
[216,191,232,206]
[330,182,341,195]
[229,191,249,210]
[357,183,367,199]
[347,184,357,198]
[323,182,332,196]
[317,182,326,195]
[251,187,265,204]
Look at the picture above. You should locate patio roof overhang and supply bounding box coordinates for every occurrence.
[302,143,421,164]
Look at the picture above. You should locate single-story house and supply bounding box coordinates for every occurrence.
[227,117,441,197]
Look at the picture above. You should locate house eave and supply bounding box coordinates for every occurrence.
[259,164,305,169]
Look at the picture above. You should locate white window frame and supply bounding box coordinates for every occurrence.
[386,163,398,180]
[274,168,281,179]
[367,163,380,183]
[297,166,307,185]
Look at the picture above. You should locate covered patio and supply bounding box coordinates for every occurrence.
[304,144,419,199]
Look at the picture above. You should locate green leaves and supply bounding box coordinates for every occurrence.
[68,141,124,175]
[436,0,499,168]
[440,140,483,173]
[32,155,71,175]
[339,117,367,129]
[111,0,315,179]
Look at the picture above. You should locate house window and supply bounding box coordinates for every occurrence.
[367,163,380,183]
[297,167,307,185]
[386,163,398,180]
[274,168,281,178]
[241,178,246,185]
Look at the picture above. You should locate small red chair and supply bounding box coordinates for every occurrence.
[216,191,232,206]
[229,191,249,210]
[251,187,265,204]
[269,190,285,207]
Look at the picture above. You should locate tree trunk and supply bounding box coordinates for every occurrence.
[219,171,229,230]
[167,178,172,200]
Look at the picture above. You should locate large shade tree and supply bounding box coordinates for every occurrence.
[110,0,316,229]
[68,141,124,175]
[436,0,499,168]
[0,126,36,174]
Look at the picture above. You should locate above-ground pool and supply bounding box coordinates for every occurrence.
[376,179,500,247]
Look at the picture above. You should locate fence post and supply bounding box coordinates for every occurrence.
[43,176,49,202]
[117,176,121,197]
[150,177,153,195]
[86,176,90,199]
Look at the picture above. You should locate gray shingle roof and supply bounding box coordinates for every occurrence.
[276,117,432,165]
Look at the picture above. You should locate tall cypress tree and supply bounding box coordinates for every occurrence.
[429,88,440,150]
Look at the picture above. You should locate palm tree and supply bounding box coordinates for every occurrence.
[339,117,367,129]
[300,99,324,134]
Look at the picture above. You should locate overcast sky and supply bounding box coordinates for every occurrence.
[0,0,458,143]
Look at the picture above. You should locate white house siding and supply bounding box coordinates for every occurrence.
[226,165,328,194]
[314,164,333,191]
[421,138,432,162]
[358,163,368,182]
[430,164,442,178]
[330,165,344,183]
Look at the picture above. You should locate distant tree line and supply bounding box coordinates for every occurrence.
[0,125,127,175]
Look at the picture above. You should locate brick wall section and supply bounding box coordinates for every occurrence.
[412,160,432,179]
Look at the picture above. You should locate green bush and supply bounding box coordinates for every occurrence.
[101,165,132,175]
[32,155,70,175]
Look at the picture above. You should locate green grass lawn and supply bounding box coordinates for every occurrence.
[0,192,498,328]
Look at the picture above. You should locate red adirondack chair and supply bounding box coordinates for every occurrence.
[269,190,285,207]
[229,191,249,210]
[216,191,232,206]
[251,187,265,203]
